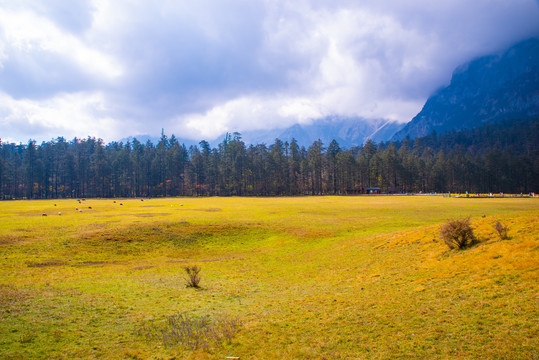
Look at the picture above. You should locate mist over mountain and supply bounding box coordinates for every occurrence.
[214,117,404,148]
[392,38,539,141]
[121,117,404,149]
[121,38,538,149]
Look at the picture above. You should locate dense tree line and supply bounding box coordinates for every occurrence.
[1,120,537,199]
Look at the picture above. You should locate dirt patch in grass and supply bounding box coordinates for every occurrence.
[134,213,172,217]
[72,261,117,267]
[133,265,154,270]
[189,208,222,212]
[27,259,67,267]
[167,256,240,264]
[0,230,36,245]
[0,235,24,245]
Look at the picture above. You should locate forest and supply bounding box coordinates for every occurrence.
[1,119,537,199]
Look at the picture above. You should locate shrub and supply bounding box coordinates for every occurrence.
[494,221,509,240]
[136,313,242,349]
[439,217,476,249]
[184,265,201,288]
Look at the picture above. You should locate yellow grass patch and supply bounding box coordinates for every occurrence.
[0,196,537,359]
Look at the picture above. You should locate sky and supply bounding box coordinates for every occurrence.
[1,0,538,144]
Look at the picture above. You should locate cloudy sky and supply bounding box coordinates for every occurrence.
[1,0,538,143]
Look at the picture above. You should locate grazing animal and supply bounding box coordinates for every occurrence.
[58,212,62,215]
[88,207,92,209]
[113,201,116,203]
[75,208,78,211]
[79,210,83,212]
[120,203,123,205]
[42,213,47,216]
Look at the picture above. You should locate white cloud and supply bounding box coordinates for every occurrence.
[0,91,127,142]
[0,7,123,80]
[178,96,292,139]
[173,92,420,141]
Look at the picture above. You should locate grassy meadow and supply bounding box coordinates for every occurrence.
[0,196,537,359]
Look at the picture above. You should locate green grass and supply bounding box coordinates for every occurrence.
[0,196,537,359]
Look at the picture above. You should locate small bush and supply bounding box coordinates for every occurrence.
[494,221,509,240]
[136,313,242,350]
[439,217,476,249]
[19,327,37,344]
[184,265,201,288]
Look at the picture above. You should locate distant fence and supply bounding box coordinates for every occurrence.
[445,193,536,198]
[346,192,537,198]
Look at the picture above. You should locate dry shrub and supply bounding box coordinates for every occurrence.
[136,313,242,350]
[439,217,476,249]
[493,221,509,240]
[20,327,37,343]
[184,265,201,288]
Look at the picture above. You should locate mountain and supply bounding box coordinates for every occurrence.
[119,118,404,149]
[216,117,405,148]
[397,118,539,157]
[392,38,539,141]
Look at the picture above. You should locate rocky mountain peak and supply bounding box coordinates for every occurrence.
[392,38,539,141]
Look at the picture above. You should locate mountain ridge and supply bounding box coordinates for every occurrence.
[392,37,539,141]
[223,117,405,148]
[120,117,405,149]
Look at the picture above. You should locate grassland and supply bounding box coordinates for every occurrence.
[0,196,537,359]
